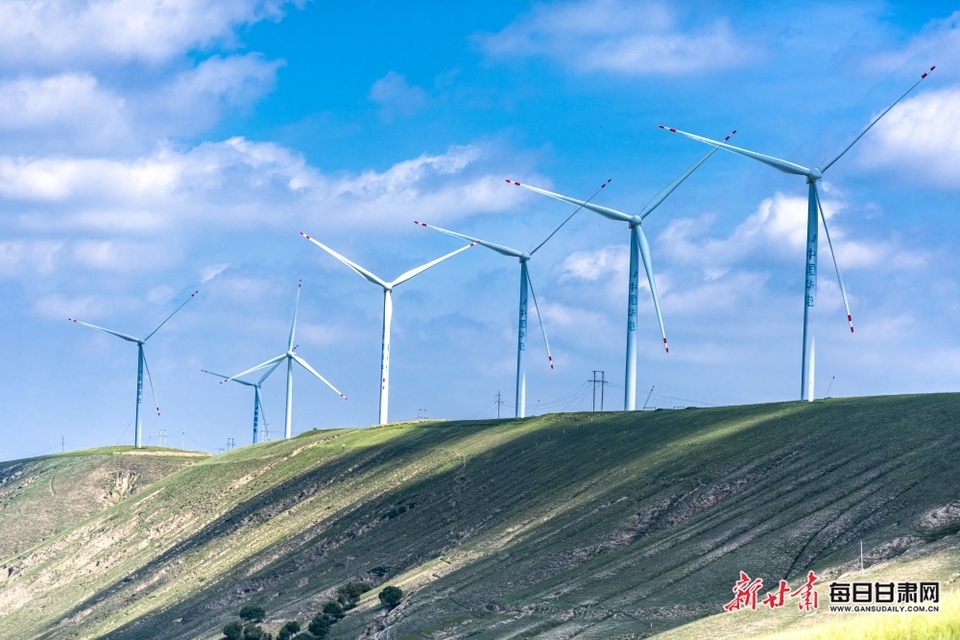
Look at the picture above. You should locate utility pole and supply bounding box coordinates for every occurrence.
[495,391,504,419]
[181,426,185,450]
[589,371,610,411]
[642,385,655,410]
[61,436,64,453]
[600,371,606,411]
[226,437,235,451]
[158,429,167,447]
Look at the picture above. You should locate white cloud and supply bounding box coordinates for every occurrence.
[859,88,960,189]
[369,71,428,117]
[0,57,281,154]
[0,74,126,134]
[201,263,230,283]
[0,240,62,276]
[558,245,626,281]
[480,0,759,76]
[32,292,139,321]
[0,140,529,279]
[0,0,298,69]
[866,12,959,81]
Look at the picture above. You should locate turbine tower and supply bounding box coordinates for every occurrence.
[660,67,934,401]
[223,280,346,439]
[69,290,198,448]
[508,133,733,410]
[300,232,472,425]
[414,180,611,418]
[202,362,280,444]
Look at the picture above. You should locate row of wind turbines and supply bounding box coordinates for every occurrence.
[69,67,934,449]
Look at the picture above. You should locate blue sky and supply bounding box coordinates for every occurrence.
[2,0,958,461]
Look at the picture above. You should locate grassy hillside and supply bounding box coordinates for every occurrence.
[1,395,959,639]
[0,447,207,561]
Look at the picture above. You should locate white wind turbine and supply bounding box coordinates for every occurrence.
[660,67,934,401]
[222,280,346,439]
[300,232,472,425]
[69,290,198,448]
[202,362,280,444]
[414,180,612,418]
[508,133,734,410]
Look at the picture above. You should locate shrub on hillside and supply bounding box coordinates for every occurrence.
[277,620,301,640]
[291,633,316,640]
[239,605,266,623]
[379,586,403,609]
[321,600,345,620]
[243,622,269,639]
[336,581,371,608]
[223,621,243,640]
[307,612,331,638]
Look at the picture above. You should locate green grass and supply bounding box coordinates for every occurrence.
[1,395,960,639]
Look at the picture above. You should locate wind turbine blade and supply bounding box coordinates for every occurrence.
[68,318,141,343]
[821,66,935,172]
[659,125,812,177]
[390,243,474,287]
[288,279,301,352]
[530,178,612,254]
[201,369,256,387]
[814,187,854,333]
[415,221,523,258]
[224,354,287,383]
[525,269,554,370]
[292,354,348,399]
[636,226,669,353]
[144,290,198,341]
[506,179,633,223]
[638,131,736,219]
[141,351,161,417]
[300,232,389,287]
[256,359,283,385]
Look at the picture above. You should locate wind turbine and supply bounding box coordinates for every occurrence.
[300,232,472,425]
[507,132,734,410]
[660,66,934,401]
[222,280,346,439]
[414,180,612,418]
[202,362,281,444]
[69,290,198,448]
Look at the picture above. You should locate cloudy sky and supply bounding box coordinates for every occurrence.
[2,0,957,460]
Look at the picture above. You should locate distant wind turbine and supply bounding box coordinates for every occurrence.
[415,179,612,418]
[507,132,734,410]
[202,362,280,444]
[69,290,198,448]
[301,232,472,425]
[222,280,346,439]
[660,67,934,401]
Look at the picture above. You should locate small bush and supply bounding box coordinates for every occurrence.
[223,621,243,640]
[379,586,403,609]
[243,623,265,639]
[307,613,331,638]
[239,605,266,623]
[277,620,301,640]
[336,581,372,608]
[291,633,316,640]
[321,600,344,620]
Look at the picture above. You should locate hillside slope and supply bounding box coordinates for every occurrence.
[0,448,207,562]
[1,395,959,639]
